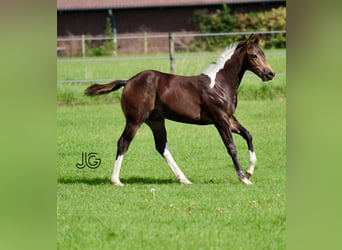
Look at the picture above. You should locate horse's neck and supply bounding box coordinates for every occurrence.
[218,53,246,91]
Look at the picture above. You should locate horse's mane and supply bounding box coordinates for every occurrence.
[202,42,239,88]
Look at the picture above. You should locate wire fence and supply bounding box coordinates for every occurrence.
[57,31,286,84]
[57,30,286,57]
[57,51,285,84]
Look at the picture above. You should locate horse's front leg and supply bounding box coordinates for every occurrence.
[214,116,252,185]
[229,116,256,179]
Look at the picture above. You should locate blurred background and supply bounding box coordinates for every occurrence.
[57,0,286,56]
[57,0,286,96]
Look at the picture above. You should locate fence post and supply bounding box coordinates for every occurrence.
[81,34,86,57]
[144,32,148,54]
[113,33,117,55]
[169,32,175,74]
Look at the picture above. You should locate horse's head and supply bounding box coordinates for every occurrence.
[243,35,275,82]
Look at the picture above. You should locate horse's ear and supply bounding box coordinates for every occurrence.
[247,33,254,42]
[253,35,260,45]
[247,34,260,47]
[246,33,254,47]
[246,33,259,48]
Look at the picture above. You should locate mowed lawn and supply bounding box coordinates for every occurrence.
[57,49,286,249]
[57,99,285,249]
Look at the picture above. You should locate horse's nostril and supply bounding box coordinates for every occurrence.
[269,71,275,78]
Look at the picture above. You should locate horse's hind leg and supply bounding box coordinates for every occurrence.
[111,121,141,186]
[229,116,256,179]
[146,118,192,184]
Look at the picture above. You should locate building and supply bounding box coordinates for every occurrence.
[57,0,285,55]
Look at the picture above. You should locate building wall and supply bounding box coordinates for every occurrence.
[114,7,197,34]
[58,3,284,36]
[58,7,200,37]
[57,2,285,55]
[58,10,108,36]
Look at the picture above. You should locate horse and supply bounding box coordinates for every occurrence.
[85,35,275,186]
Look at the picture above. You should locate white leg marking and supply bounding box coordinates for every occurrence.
[163,144,192,184]
[111,155,124,186]
[247,150,257,176]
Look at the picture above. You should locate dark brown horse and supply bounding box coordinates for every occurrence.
[85,35,275,186]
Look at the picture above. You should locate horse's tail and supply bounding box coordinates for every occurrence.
[84,80,126,96]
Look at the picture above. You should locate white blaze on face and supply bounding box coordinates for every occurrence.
[202,43,238,88]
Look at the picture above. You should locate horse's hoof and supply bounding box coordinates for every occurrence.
[180,179,192,184]
[111,178,124,187]
[245,172,252,180]
[240,177,253,185]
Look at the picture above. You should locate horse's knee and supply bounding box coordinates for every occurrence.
[227,142,237,157]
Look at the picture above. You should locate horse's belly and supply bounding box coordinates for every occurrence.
[161,105,212,125]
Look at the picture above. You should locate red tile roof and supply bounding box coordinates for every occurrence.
[57,0,282,11]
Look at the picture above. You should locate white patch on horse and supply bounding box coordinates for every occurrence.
[202,42,239,88]
[163,144,192,184]
[247,150,257,176]
[111,155,124,186]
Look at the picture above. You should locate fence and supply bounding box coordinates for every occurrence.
[57,30,286,57]
[57,31,286,84]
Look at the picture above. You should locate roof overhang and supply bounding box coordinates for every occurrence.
[57,0,285,11]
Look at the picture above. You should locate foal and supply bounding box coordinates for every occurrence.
[85,36,275,186]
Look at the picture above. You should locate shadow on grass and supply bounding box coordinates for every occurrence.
[58,176,175,185]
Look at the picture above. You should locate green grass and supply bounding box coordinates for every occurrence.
[57,50,286,249]
[57,50,285,80]
[57,99,286,249]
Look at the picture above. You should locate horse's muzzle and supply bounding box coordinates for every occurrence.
[262,70,275,81]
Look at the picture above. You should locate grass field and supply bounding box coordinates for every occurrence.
[57,50,286,105]
[57,50,286,249]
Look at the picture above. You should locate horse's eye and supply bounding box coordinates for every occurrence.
[250,54,258,59]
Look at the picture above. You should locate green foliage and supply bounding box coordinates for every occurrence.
[192,5,238,34]
[85,17,115,57]
[192,5,239,51]
[192,5,286,50]
[86,44,107,57]
[237,7,286,48]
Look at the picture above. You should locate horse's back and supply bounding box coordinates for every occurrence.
[121,69,215,124]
